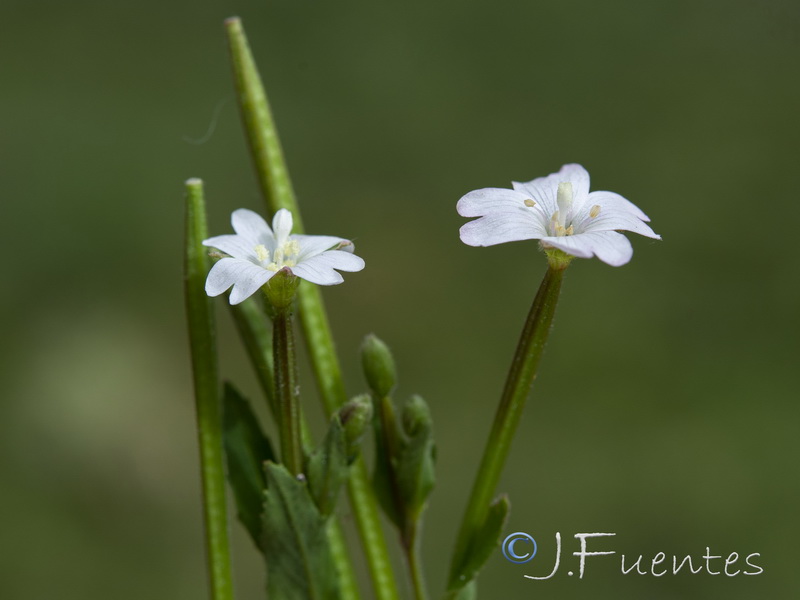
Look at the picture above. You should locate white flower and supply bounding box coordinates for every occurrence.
[457,164,660,266]
[203,208,365,304]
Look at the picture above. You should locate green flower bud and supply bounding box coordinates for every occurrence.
[401,394,432,438]
[361,334,397,397]
[339,394,373,461]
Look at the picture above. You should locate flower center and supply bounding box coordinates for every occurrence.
[254,240,301,272]
[550,182,574,237]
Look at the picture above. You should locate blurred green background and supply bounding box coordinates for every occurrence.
[2,0,798,598]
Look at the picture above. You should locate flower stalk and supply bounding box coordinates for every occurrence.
[447,263,566,591]
[269,282,303,476]
[183,178,234,600]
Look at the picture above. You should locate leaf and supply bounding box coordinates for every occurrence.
[222,382,275,549]
[396,395,436,520]
[262,462,339,600]
[306,416,348,517]
[447,495,510,595]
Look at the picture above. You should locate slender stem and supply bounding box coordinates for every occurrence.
[404,526,429,600]
[184,179,235,600]
[447,265,566,588]
[226,17,399,600]
[272,309,303,475]
[230,298,359,599]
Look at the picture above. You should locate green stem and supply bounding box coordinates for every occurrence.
[230,298,359,600]
[447,264,566,589]
[184,179,234,600]
[272,308,303,476]
[225,17,399,600]
[404,526,429,600]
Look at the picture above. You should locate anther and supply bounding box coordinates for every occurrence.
[590,205,601,218]
[524,199,536,207]
[254,244,270,262]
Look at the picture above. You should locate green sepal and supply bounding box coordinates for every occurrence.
[395,395,436,521]
[263,268,300,315]
[262,462,339,600]
[305,416,348,517]
[221,382,275,550]
[447,495,510,595]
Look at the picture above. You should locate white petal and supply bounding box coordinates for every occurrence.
[205,257,275,304]
[202,234,257,261]
[554,164,590,203]
[293,234,352,261]
[585,191,652,222]
[231,209,273,246]
[574,203,661,239]
[511,178,557,216]
[311,250,366,272]
[512,163,591,216]
[272,209,294,245]
[290,260,345,286]
[456,188,536,218]
[459,210,547,247]
[542,231,633,266]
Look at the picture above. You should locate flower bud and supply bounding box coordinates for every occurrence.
[401,394,432,438]
[360,334,397,397]
[338,394,373,460]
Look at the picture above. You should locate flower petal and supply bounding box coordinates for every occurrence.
[290,261,345,286]
[272,209,293,245]
[457,188,536,218]
[585,191,652,222]
[205,257,275,304]
[314,250,366,272]
[541,231,634,266]
[459,210,546,247]
[231,208,273,246]
[553,163,590,203]
[202,234,258,261]
[573,201,661,240]
[512,163,591,216]
[293,234,353,261]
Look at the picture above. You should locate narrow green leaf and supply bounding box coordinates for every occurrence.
[222,382,275,548]
[184,178,234,600]
[306,417,348,517]
[263,462,339,600]
[371,396,403,529]
[447,495,510,595]
[396,395,436,520]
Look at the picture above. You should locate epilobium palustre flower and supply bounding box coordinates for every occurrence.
[457,163,660,266]
[203,208,364,304]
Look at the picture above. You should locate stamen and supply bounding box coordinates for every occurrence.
[565,225,574,235]
[254,244,270,262]
[524,199,536,207]
[590,205,601,218]
[283,240,300,256]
